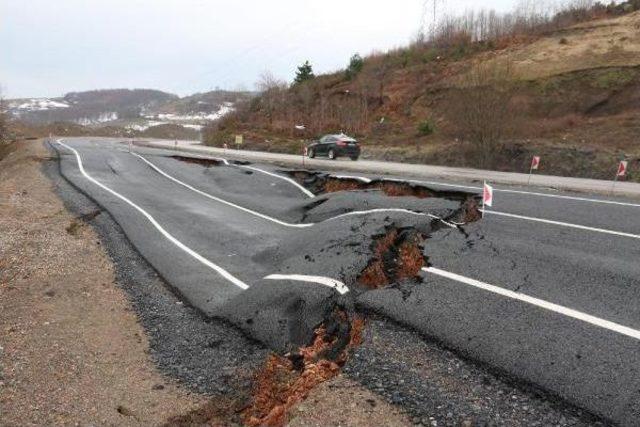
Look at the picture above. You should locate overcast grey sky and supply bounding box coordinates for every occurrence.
[3,0,531,98]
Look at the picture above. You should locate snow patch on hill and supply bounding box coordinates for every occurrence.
[9,98,70,111]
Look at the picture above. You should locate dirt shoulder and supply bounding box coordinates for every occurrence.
[0,140,204,426]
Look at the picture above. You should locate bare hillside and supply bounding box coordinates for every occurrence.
[206,9,640,181]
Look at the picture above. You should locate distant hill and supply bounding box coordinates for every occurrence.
[6,88,254,133]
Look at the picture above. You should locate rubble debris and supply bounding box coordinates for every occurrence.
[242,310,364,427]
[358,228,427,289]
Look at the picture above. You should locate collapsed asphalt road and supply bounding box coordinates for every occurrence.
[51,138,640,425]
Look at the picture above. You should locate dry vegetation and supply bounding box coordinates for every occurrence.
[204,0,640,181]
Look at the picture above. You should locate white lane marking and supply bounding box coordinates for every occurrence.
[238,165,316,198]
[333,175,373,183]
[181,153,231,166]
[136,154,456,228]
[319,173,640,208]
[328,209,458,229]
[264,274,349,295]
[424,267,640,341]
[55,140,249,290]
[133,153,314,229]
[407,179,640,208]
[483,209,640,240]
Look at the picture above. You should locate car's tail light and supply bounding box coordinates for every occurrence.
[337,141,347,146]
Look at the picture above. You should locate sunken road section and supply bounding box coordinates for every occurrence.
[48,142,616,426]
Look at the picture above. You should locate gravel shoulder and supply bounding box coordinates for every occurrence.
[0,141,204,425]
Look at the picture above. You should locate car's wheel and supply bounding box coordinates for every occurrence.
[308,148,315,158]
[328,149,336,160]
[350,156,359,161]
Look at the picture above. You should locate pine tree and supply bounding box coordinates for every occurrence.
[345,53,364,80]
[294,61,315,84]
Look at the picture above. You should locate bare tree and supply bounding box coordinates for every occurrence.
[256,71,288,127]
[448,60,517,168]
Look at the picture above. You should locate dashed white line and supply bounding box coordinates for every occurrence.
[424,267,640,341]
[264,274,350,295]
[483,210,640,240]
[55,140,249,290]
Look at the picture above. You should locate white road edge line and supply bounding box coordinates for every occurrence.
[483,209,640,240]
[395,177,640,208]
[133,153,314,229]
[136,154,457,228]
[55,140,249,290]
[424,267,640,341]
[264,274,349,295]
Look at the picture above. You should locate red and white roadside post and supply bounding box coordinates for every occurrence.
[527,156,541,185]
[482,181,494,218]
[612,160,628,194]
[302,144,308,167]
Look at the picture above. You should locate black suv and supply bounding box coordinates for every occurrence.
[307,134,360,161]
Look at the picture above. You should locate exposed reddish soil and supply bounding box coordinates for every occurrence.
[242,314,365,427]
[358,228,426,289]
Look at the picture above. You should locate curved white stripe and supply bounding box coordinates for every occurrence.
[424,267,640,340]
[134,153,314,229]
[55,140,249,290]
[333,175,373,183]
[264,274,349,295]
[239,165,316,198]
[136,154,454,228]
[483,210,640,240]
[328,208,458,229]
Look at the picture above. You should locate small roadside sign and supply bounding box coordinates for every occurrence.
[528,155,541,185]
[617,160,628,177]
[482,181,493,218]
[531,156,541,171]
[235,135,243,146]
[611,160,629,194]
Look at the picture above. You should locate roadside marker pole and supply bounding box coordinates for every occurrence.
[527,156,540,185]
[611,160,628,195]
[302,144,307,167]
[482,181,494,219]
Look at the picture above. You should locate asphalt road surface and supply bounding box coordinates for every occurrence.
[52,137,640,425]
